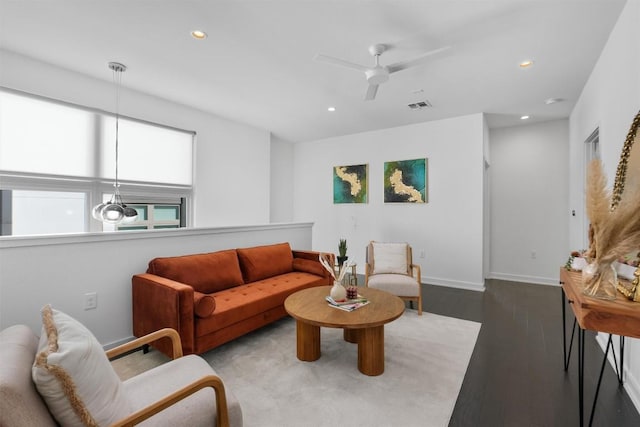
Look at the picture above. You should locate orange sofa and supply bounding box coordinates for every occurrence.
[132,242,333,356]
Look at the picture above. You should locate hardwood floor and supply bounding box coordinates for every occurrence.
[418,279,640,427]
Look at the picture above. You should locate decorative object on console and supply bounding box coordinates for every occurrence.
[333,164,368,203]
[565,250,588,271]
[584,110,640,300]
[384,158,428,203]
[91,62,138,225]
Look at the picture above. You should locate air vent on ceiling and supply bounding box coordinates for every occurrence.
[407,100,432,110]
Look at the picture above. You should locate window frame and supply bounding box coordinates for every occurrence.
[0,88,195,236]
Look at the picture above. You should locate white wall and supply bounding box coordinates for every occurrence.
[270,135,294,223]
[489,120,569,285]
[0,50,271,226]
[569,0,640,412]
[292,114,486,291]
[0,224,314,347]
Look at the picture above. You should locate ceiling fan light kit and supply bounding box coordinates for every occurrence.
[315,43,449,101]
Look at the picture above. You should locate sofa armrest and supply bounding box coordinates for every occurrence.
[132,274,196,356]
[292,250,335,280]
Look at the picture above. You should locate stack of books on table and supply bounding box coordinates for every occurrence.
[325,295,370,312]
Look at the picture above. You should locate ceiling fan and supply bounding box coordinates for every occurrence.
[314,43,449,101]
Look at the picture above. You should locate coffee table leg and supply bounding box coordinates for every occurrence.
[296,320,320,361]
[358,325,384,376]
[344,328,359,343]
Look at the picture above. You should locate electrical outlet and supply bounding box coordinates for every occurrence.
[420,250,426,259]
[531,250,537,259]
[84,292,97,310]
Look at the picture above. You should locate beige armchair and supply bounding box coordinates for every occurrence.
[0,323,242,427]
[365,241,423,315]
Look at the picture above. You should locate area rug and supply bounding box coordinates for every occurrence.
[112,311,480,427]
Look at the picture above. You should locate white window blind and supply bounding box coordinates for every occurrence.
[101,117,193,185]
[0,91,94,177]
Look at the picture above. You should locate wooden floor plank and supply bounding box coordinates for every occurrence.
[417,279,640,427]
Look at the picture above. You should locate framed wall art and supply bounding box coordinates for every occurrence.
[383,158,428,203]
[333,164,368,203]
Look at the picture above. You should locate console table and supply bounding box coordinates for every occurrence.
[559,268,640,426]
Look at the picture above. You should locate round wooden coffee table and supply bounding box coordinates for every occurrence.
[284,286,405,376]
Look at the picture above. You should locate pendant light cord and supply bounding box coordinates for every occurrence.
[113,65,122,201]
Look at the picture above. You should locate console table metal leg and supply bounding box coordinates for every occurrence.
[619,337,625,384]
[562,288,577,371]
[609,335,625,385]
[562,288,567,368]
[578,327,585,427]
[588,334,613,427]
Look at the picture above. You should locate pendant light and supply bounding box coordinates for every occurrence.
[92,62,138,224]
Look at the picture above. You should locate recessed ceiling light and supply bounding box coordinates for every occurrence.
[519,60,534,68]
[545,97,564,105]
[191,30,207,40]
[327,106,336,112]
[520,115,530,120]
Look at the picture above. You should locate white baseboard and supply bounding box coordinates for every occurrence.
[423,276,485,292]
[595,334,640,414]
[103,335,135,351]
[488,272,559,286]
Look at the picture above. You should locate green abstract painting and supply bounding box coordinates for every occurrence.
[333,164,368,203]
[383,158,428,203]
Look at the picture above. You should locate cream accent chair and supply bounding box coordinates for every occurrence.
[365,241,422,315]
[0,324,242,427]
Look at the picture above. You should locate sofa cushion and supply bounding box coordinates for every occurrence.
[292,257,326,277]
[195,272,326,337]
[237,242,294,283]
[194,292,216,318]
[32,305,131,426]
[148,249,244,294]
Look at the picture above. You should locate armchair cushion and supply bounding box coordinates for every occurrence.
[123,354,243,427]
[0,325,57,427]
[32,305,131,426]
[194,292,217,318]
[367,273,420,297]
[371,242,409,274]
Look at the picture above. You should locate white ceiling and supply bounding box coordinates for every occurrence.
[0,0,627,143]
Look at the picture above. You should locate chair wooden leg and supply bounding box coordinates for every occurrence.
[417,295,422,315]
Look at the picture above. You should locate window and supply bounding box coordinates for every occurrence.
[0,89,194,236]
[112,202,184,232]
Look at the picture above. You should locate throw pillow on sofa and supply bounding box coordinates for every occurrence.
[147,249,245,294]
[194,292,216,318]
[237,242,294,282]
[292,258,326,277]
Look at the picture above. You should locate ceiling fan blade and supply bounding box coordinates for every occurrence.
[314,54,369,72]
[364,84,379,101]
[386,46,450,74]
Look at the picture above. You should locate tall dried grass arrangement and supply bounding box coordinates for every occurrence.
[585,158,640,265]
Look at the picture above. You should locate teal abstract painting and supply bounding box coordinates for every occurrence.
[333,164,368,203]
[383,158,427,203]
